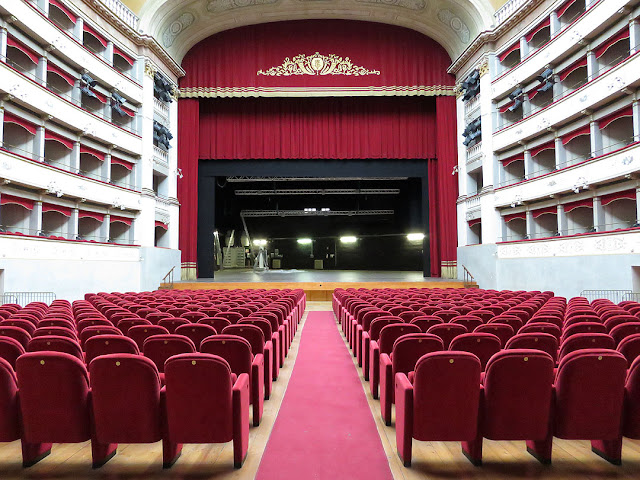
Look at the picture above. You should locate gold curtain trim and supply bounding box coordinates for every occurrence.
[179,85,456,98]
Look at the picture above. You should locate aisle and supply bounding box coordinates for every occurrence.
[256,311,393,480]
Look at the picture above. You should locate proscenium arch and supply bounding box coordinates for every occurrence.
[135,0,497,66]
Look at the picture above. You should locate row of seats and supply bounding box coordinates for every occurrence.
[0,288,306,469]
[333,288,640,467]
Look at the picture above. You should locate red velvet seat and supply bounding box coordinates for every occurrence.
[462,350,555,465]
[16,352,110,467]
[84,335,140,365]
[89,354,181,468]
[128,325,171,350]
[433,310,460,322]
[239,317,280,381]
[224,324,273,399]
[519,321,562,340]
[468,310,495,323]
[143,334,197,374]
[379,333,444,425]
[167,307,190,317]
[426,323,468,349]
[610,322,640,346]
[488,315,523,334]
[146,312,173,324]
[604,315,638,332]
[217,311,244,324]
[398,310,424,323]
[395,351,481,467]
[38,319,76,331]
[473,323,514,346]
[116,318,151,335]
[164,353,250,468]
[355,310,387,363]
[505,332,559,363]
[77,318,113,334]
[0,357,20,443]
[180,311,207,323]
[624,356,640,439]
[561,322,608,343]
[27,336,84,362]
[0,337,25,368]
[452,315,483,332]
[409,316,443,332]
[558,333,616,362]
[370,323,421,399]
[618,333,640,365]
[79,325,122,348]
[528,316,563,329]
[175,323,217,350]
[449,333,501,370]
[199,316,232,332]
[32,326,78,342]
[251,311,285,367]
[201,335,264,427]
[553,349,627,464]
[362,316,403,381]
[1,320,36,336]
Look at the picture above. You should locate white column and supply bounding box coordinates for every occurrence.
[106,41,114,65]
[37,0,49,15]
[590,120,602,157]
[0,26,8,59]
[630,19,640,55]
[552,74,562,99]
[524,150,533,179]
[593,196,604,231]
[526,210,534,239]
[36,54,47,86]
[554,137,565,169]
[636,187,640,224]
[72,79,82,105]
[0,106,4,146]
[102,214,110,242]
[519,36,529,60]
[550,12,560,37]
[522,94,532,117]
[586,50,597,81]
[34,125,45,162]
[73,17,84,43]
[128,219,135,244]
[632,99,640,142]
[70,207,79,240]
[557,205,567,235]
[103,153,112,183]
[32,200,42,236]
[71,141,80,173]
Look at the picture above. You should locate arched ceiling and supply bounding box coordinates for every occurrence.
[126,0,501,66]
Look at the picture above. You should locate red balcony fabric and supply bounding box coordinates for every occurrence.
[42,203,72,216]
[93,90,108,104]
[501,154,525,167]
[44,130,74,150]
[525,18,551,43]
[3,112,37,135]
[82,23,107,47]
[78,211,104,222]
[595,29,630,58]
[6,36,39,64]
[113,46,134,66]
[49,0,77,23]
[530,142,555,157]
[0,194,35,210]
[557,0,579,18]
[110,215,133,225]
[503,212,527,223]
[559,58,587,81]
[601,190,636,206]
[468,218,481,227]
[111,156,134,170]
[562,124,591,145]
[499,101,515,113]
[499,42,520,62]
[598,105,633,130]
[80,145,106,161]
[563,198,593,212]
[532,205,558,218]
[46,62,76,86]
[155,221,168,230]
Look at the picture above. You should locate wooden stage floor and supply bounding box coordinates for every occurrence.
[166,269,474,300]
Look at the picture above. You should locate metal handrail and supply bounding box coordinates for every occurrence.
[2,292,56,307]
[162,267,175,288]
[462,265,476,287]
[580,289,633,303]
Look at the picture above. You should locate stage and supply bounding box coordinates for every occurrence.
[164,269,475,300]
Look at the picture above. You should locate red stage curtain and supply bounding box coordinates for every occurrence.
[177,99,200,270]
[180,20,454,94]
[198,97,437,160]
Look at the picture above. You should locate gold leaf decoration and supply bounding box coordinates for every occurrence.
[258,52,381,77]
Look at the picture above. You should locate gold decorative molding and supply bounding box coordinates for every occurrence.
[179,85,456,98]
[478,57,490,77]
[257,52,380,77]
[453,84,464,98]
[144,61,157,78]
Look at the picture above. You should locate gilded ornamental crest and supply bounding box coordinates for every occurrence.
[257,52,381,76]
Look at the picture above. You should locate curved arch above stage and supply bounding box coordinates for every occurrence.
[177,20,459,280]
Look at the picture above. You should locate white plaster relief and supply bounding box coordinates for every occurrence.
[162,12,195,48]
[438,9,470,43]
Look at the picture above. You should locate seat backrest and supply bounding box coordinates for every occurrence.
[558,333,616,362]
[528,316,563,329]
[361,310,389,332]
[200,335,253,376]
[158,317,191,334]
[369,317,403,342]
[79,325,122,348]
[561,322,608,342]
[426,323,468,349]
[482,349,554,439]
[554,349,627,439]
[433,310,460,322]
[398,310,424,323]
[238,318,273,342]
[624,356,640,439]
[199,317,233,333]
[604,315,638,332]
[77,318,113,334]
[519,322,561,340]
[610,322,640,346]
[449,333,502,370]
[180,311,208,323]
[0,337,25,369]
[89,354,163,443]
[0,357,20,442]
[85,335,140,365]
[27,336,84,362]
[409,316,443,333]
[505,332,559,363]
[618,333,640,365]
[473,323,514,346]
[146,312,172,324]
[0,326,31,349]
[451,315,483,332]
[116,318,152,335]
[391,333,444,376]
[222,324,265,355]
[38,319,76,331]
[175,323,217,350]
[488,315,523,333]
[32,326,78,341]
[16,352,91,443]
[142,334,197,372]
[412,351,481,441]
[1,319,36,336]
[377,323,421,355]
[216,311,243,324]
[164,353,234,443]
[127,325,170,350]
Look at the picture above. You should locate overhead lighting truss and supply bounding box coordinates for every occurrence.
[234,188,401,196]
[240,209,394,217]
[226,176,408,182]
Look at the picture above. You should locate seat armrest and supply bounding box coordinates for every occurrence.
[232,373,250,468]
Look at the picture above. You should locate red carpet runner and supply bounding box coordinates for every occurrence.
[256,311,394,480]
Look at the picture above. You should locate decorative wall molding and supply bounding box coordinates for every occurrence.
[257,52,381,77]
[438,9,470,44]
[162,12,195,48]
[207,0,278,13]
[354,0,425,10]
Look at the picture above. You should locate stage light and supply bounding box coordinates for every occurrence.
[297,238,312,245]
[253,239,267,246]
[407,233,425,242]
[340,236,357,243]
